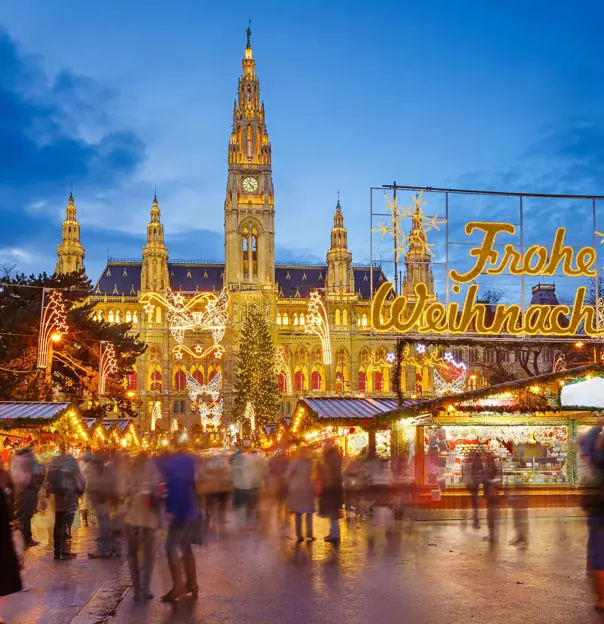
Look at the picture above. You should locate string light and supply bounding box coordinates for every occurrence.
[151,401,162,432]
[98,342,118,396]
[305,291,332,365]
[37,289,69,369]
[244,401,256,432]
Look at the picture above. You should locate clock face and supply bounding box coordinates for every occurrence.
[242,177,259,193]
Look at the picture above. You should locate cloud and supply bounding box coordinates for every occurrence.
[0,26,146,252]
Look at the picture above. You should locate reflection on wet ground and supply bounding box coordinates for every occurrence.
[0,509,599,624]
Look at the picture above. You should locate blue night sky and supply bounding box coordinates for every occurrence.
[0,0,603,300]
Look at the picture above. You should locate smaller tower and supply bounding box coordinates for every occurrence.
[326,198,354,299]
[402,202,435,299]
[56,192,85,275]
[141,192,169,292]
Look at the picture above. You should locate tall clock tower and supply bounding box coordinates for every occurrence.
[224,25,275,291]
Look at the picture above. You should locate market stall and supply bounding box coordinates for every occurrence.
[292,397,397,459]
[382,364,604,505]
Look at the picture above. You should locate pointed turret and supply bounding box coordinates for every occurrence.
[141,192,169,292]
[326,197,354,299]
[402,196,435,299]
[56,192,85,275]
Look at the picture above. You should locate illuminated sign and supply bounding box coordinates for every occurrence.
[372,222,604,337]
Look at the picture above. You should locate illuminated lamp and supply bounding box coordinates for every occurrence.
[411,394,417,399]
[127,391,135,398]
[575,341,585,348]
[530,386,540,392]
[447,405,454,412]
[559,380,566,386]
[51,333,62,343]
[470,374,477,381]
[120,439,127,448]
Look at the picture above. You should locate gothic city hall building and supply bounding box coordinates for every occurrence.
[54,33,421,431]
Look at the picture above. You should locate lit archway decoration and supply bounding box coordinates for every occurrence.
[99,342,118,396]
[306,291,332,365]
[37,289,69,369]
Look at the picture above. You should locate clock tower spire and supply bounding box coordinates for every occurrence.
[224,26,275,289]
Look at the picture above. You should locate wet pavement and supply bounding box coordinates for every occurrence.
[1,508,601,624]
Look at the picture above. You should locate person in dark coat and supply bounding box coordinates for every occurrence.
[286,446,315,543]
[318,440,344,544]
[0,458,22,603]
[11,445,44,548]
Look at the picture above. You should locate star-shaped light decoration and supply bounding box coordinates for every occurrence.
[386,352,396,364]
[143,302,155,314]
[195,344,204,354]
[416,343,426,354]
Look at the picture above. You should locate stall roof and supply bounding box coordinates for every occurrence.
[82,418,133,432]
[379,363,604,421]
[0,402,71,421]
[298,397,399,421]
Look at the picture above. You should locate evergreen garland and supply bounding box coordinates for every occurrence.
[233,305,280,427]
[392,338,405,406]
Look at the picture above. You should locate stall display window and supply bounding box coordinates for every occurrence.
[424,425,568,487]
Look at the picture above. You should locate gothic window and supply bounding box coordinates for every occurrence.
[242,227,249,277]
[116,311,122,323]
[150,366,162,392]
[251,227,258,278]
[312,347,323,363]
[149,345,161,361]
[296,347,308,364]
[335,309,341,326]
[276,313,282,325]
[311,369,321,391]
[293,313,298,326]
[335,371,343,393]
[342,309,348,326]
[338,264,343,282]
[155,306,162,325]
[282,312,289,325]
[173,367,187,391]
[193,367,204,385]
[359,348,371,366]
[133,311,138,324]
[153,261,157,281]
[208,363,222,382]
[98,310,104,321]
[361,314,368,327]
[374,371,383,392]
[359,370,367,393]
[299,313,305,326]
[127,368,137,391]
[294,367,308,392]
[278,372,287,393]
[247,124,253,159]
[108,310,114,323]
[125,310,132,323]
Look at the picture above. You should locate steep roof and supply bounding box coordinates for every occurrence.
[94,261,387,300]
[0,402,71,421]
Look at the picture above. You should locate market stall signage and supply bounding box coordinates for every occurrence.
[372,222,602,337]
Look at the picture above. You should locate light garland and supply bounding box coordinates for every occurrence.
[187,372,221,403]
[98,342,118,396]
[244,401,256,432]
[305,291,332,365]
[275,346,291,393]
[151,400,162,432]
[37,289,69,369]
[140,288,229,360]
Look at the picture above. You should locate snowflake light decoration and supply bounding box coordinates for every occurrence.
[305,291,332,365]
[372,190,446,261]
[416,343,426,354]
[37,289,69,369]
[98,342,118,396]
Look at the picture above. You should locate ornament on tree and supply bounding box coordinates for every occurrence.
[275,346,291,394]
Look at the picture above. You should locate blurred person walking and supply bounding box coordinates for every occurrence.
[11,444,44,548]
[286,446,315,543]
[318,440,344,544]
[230,451,253,526]
[202,453,232,530]
[102,451,129,557]
[156,442,200,603]
[464,451,483,529]
[483,453,500,544]
[78,447,94,528]
[47,443,85,560]
[86,451,112,559]
[124,453,162,601]
[0,459,22,624]
[580,418,604,612]
[269,448,289,531]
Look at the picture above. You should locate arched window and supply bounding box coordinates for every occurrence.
[293,313,298,325]
[278,372,287,393]
[374,371,383,392]
[276,313,282,325]
[108,310,114,323]
[299,313,305,326]
[312,346,323,363]
[251,226,258,278]
[335,371,343,393]
[359,347,371,366]
[173,367,186,391]
[125,310,132,323]
[150,366,162,392]
[335,309,341,326]
[149,345,161,361]
[98,310,104,321]
[193,368,204,385]
[116,310,122,323]
[133,311,138,324]
[155,306,162,325]
[342,309,348,326]
[127,369,137,391]
[294,368,307,392]
[338,264,343,282]
[311,366,325,392]
[362,314,368,327]
[208,363,222,382]
[296,347,308,364]
[283,312,289,325]
[359,370,367,392]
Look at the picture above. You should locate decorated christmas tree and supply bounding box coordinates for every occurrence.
[233,305,279,428]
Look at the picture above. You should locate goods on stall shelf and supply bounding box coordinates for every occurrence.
[424,425,569,487]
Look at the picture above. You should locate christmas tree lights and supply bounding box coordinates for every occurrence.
[306,291,332,365]
[244,401,256,432]
[275,346,291,394]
